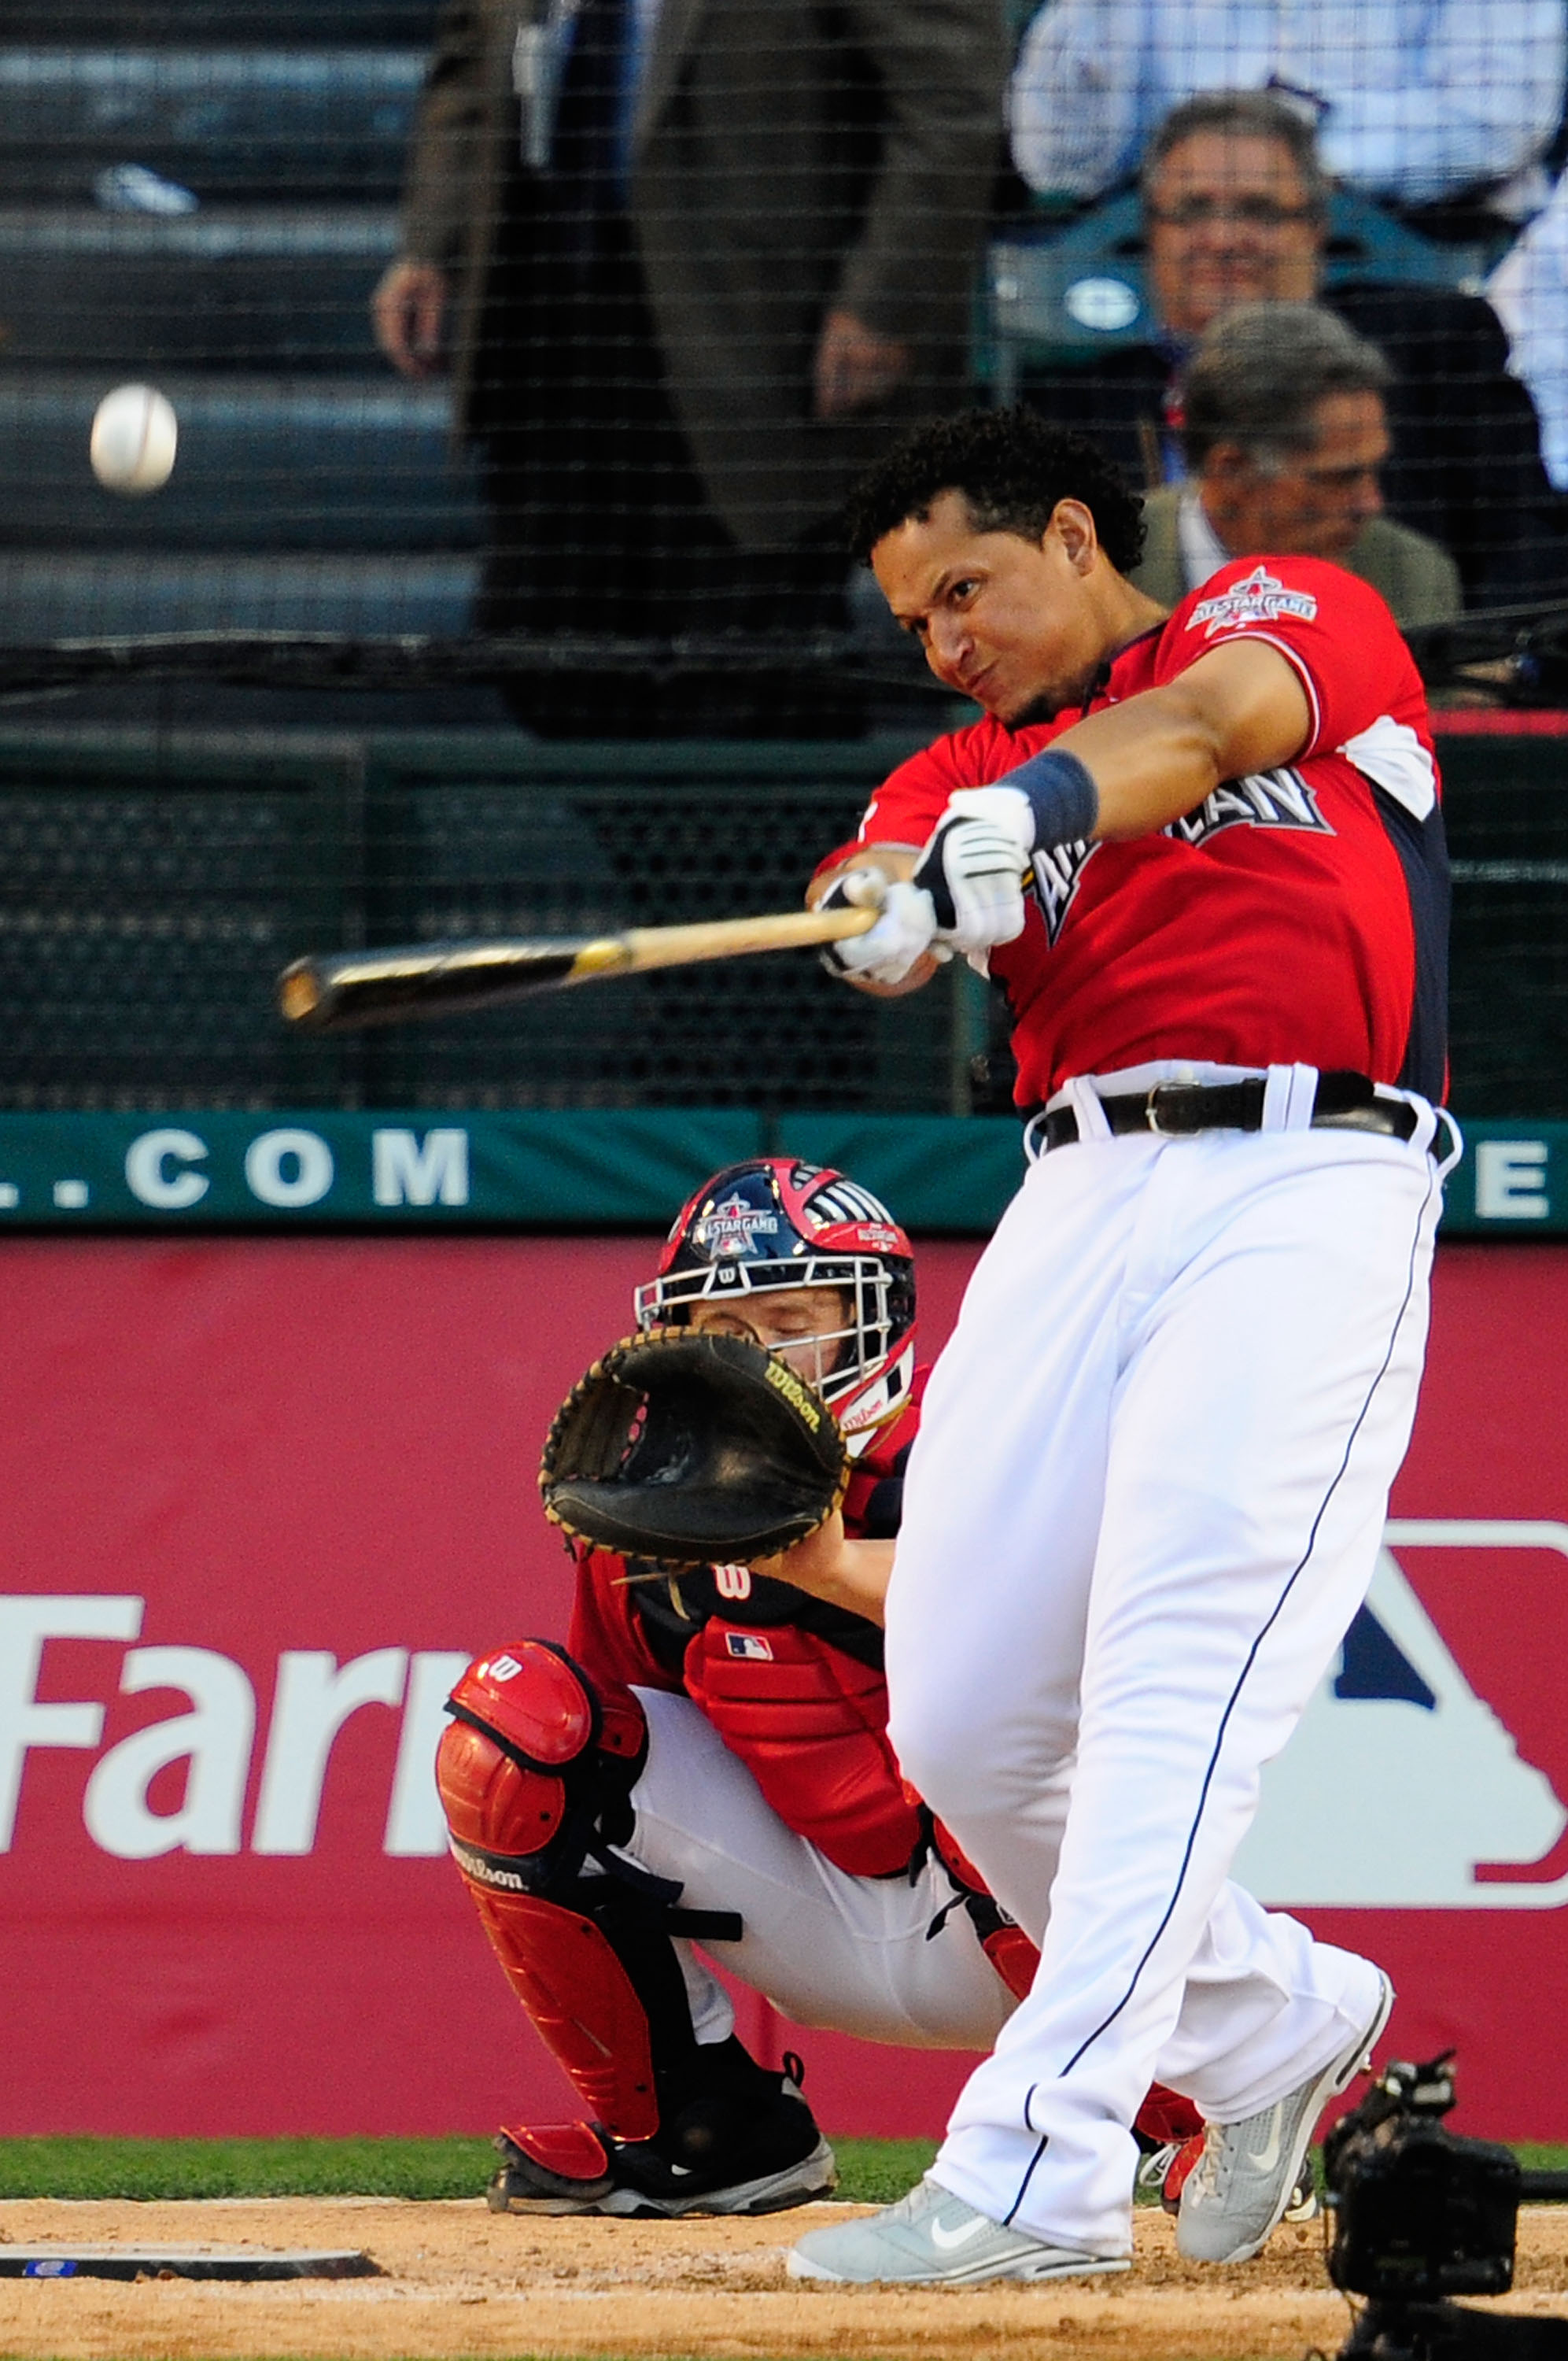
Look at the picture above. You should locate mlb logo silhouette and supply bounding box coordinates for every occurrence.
[1235,1521,1568,1907]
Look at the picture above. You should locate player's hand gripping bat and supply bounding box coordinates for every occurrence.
[276,903,880,1033]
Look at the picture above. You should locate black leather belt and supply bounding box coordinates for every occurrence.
[1039,1070,1420,1152]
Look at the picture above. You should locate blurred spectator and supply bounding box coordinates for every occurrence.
[1009,0,1566,233]
[1130,302,1461,627]
[374,0,1005,722]
[1489,173,1568,492]
[1021,91,1568,605]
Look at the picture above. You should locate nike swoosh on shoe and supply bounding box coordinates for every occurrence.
[928,2212,994,2252]
[1177,1971,1394,2265]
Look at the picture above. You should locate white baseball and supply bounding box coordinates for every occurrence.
[90,384,178,495]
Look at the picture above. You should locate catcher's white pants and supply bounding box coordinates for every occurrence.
[884,1074,1452,2257]
[614,1685,1016,2052]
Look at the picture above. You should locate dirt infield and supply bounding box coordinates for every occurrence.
[1,2196,1565,2361]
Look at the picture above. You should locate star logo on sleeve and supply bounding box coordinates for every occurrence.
[1187,565,1319,639]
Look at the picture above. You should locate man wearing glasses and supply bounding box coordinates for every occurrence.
[1128,301,1460,629]
[1017,91,1566,608]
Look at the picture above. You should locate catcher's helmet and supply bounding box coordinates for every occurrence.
[635,1157,917,1440]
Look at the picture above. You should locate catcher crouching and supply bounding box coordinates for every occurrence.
[436,1157,1204,2217]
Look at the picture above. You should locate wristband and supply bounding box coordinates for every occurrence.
[1003,748,1099,852]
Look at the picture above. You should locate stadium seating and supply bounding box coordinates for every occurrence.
[0,1,480,640]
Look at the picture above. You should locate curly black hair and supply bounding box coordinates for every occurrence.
[844,406,1146,575]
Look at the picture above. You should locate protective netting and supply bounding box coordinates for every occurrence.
[6,1,1566,651]
[0,732,983,1114]
[2,3,1567,1115]
[0,722,1557,1118]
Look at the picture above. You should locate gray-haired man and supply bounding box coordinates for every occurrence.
[1131,301,1460,628]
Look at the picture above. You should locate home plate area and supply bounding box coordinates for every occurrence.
[1,2198,1566,2361]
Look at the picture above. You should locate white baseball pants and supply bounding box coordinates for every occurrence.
[884,1068,1452,2256]
[614,1683,1016,2053]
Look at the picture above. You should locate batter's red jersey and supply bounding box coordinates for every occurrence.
[567,1385,924,1879]
[831,558,1449,1109]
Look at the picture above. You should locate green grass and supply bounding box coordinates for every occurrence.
[0,2138,497,2200]
[0,2134,937,2205]
[0,2134,1560,2206]
[824,2137,938,2204]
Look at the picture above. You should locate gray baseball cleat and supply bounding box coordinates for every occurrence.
[788,2175,1130,2285]
[1177,1972,1394,2263]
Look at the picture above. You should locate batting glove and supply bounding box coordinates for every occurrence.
[911,787,1035,955]
[819,868,947,987]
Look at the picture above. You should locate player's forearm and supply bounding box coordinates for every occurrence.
[753,1516,895,1626]
[1048,645,1313,842]
[789,1537,894,1627]
[890,642,1315,966]
[1050,692,1241,841]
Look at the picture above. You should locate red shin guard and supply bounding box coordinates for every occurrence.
[437,1642,660,2141]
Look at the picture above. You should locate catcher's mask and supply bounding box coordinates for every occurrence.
[634,1158,916,1440]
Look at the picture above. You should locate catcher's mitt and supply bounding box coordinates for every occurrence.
[539,1328,850,1565]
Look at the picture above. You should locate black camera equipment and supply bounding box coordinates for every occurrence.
[1324,2054,1568,2361]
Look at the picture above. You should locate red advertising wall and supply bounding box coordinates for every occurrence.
[1,1236,1565,2141]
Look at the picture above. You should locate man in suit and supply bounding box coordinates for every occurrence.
[1131,301,1461,629]
[373,0,1006,725]
[1022,91,1566,609]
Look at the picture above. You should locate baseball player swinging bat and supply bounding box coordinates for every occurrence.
[276,904,878,1033]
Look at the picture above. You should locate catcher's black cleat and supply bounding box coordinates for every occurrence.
[486,2042,836,2218]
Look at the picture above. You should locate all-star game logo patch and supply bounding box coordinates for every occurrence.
[1187,564,1319,639]
[693,1194,780,1258]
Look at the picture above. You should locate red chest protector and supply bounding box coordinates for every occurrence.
[681,1615,920,1879]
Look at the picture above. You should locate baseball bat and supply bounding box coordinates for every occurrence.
[277,903,879,1033]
